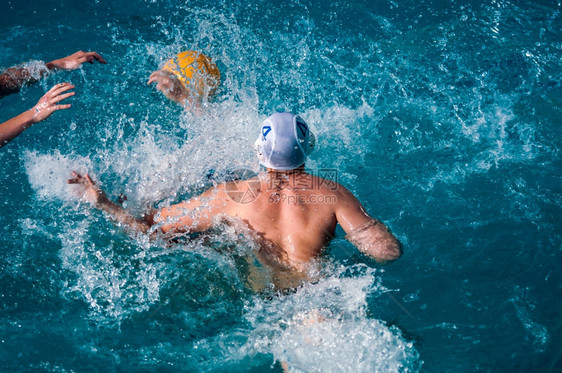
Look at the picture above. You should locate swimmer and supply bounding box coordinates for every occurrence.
[0,50,106,148]
[0,83,75,148]
[0,50,106,98]
[69,112,402,272]
[148,50,220,109]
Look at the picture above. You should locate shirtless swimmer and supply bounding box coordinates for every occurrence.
[68,112,402,272]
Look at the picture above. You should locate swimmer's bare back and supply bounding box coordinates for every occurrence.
[68,168,401,272]
[155,170,402,268]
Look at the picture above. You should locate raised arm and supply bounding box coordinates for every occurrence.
[0,83,74,148]
[335,185,402,263]
[0,51,106,98]
[147,70,192,106]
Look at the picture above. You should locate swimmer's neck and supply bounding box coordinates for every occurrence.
[265,165,306,175]
[262,166,310,192]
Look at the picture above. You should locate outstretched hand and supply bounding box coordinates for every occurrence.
[148,70,190,104]
[47,50,107,71]
[31,82,75,123]
[67,172,152,234]
[67,172,107,206]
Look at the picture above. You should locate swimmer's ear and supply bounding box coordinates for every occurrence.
[254,138,265,164]
[307,131,316,155]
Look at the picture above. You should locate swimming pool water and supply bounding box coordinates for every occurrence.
[1,0,561,371]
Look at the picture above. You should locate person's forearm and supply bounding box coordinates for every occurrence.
[346,219,403,263]
[95,196,152,234]
[45,59,71,71]
[0,109,35,147]
[45,60,61,71]
[68,172,153,235]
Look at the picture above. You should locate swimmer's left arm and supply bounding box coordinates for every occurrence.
[0,51,105,98]
[335,186,402,263]
[1,83,75,148]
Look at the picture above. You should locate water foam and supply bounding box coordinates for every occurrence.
[24,149,93,202]
[187,264,421,372]
[57,216,159,322]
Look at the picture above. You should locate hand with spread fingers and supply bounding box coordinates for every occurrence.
[46,51,107,71]
[67,171,152,233]
[148,70,190,105]
[31,82,75,123]
[0,48,106,148]
[0,82,75,148]
[67,172,108,206]
[0,50,106,98]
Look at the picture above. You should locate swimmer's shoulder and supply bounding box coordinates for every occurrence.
[309,173,346,195]
[308,174,362,212]
[212,177,262,206]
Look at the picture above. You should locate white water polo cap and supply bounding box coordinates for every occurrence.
[254,112,315,171]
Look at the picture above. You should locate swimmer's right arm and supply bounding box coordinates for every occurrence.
[67,172,152,234]
[45,51,106,71]
[155,187,230,233]
[67,174,228,236]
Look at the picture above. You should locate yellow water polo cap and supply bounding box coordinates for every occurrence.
[162,51,220,98]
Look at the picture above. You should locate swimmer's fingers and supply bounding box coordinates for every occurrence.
[148,72,174,94]
[86,52,107,64]
[47,84,75,105]
[148,70,189,104]
[51,91,75,104]
[84,174,95,185]
[31,83,74,123]
[48,83,74,101]
[76,52,107,65]
[148,70,171,85]
[68,172,105,206]
[49,82,75,96]
[82,173,95,186]
[156,81,170,92]
[147,71,160,85]
[67,171,84,184]
[53,104,72,111]
[48,51,107,70]
[67,172,95,186]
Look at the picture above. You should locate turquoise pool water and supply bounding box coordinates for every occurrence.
[1,0,561,371]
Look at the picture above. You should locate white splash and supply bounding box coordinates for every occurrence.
[23,149,92,202]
